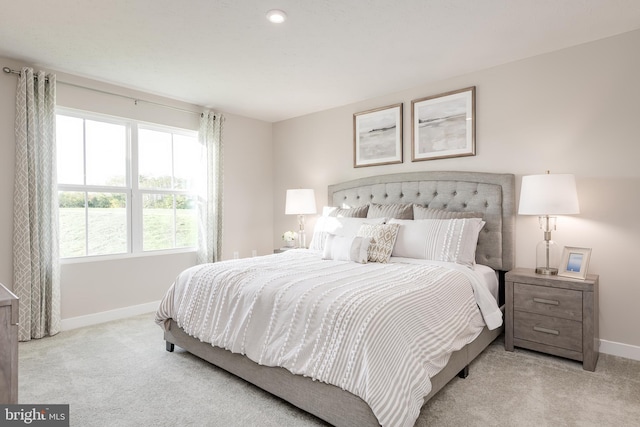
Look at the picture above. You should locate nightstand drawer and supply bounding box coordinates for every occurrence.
[514,311,582,352]
[514,282,582,321]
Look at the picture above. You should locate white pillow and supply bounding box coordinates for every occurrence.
[389,218,485,268]
[322,235,372,264]
[309,217,386,251]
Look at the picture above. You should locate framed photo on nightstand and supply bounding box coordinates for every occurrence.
[558,246,592,279]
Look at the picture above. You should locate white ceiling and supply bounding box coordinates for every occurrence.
[1,1,639,122]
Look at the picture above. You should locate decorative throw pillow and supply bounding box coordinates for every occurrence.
[325,205,369,218]
[308,217,386,252]
[389,218,485,268]
[366,203,413,220]
[357,223,401,263]
[322,235,371,264]
[413,205,483,220]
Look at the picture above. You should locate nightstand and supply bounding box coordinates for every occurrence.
[0,283,19,403]
[273,247,296,254]
[505,268,599,371]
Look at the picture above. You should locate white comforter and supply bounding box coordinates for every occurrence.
[155,250,502,427]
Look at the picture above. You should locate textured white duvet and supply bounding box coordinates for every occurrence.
[155,250,502,427]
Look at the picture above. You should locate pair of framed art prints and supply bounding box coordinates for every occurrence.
[353,86,475,168]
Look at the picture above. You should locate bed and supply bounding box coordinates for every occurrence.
[156,171,515,427]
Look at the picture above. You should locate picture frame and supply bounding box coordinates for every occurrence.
[353,103,403,168]
[411,86,475,161]
[558,246,592,280]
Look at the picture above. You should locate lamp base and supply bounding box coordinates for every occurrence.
[535,235,560,277]
[535,267,558,275]
[297,214,306,249]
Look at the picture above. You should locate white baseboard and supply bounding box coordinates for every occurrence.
[600,339,640,361]
[60,300,160,331]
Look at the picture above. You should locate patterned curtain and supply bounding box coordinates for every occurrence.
[196,111,224,264]
[13,67,60,341]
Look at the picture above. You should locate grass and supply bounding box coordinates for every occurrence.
[59,208,197,257]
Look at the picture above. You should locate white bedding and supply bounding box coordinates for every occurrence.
[155,250,502,427]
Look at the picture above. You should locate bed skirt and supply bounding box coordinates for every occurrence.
[164,315,503,427]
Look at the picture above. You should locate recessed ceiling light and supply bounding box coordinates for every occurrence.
[266,9,287,24]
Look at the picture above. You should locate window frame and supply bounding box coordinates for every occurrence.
[56,107,200,262]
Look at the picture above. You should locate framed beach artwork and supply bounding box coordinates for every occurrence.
[411,87,475,162]
[353,103,403,168]
[558,246,592,280]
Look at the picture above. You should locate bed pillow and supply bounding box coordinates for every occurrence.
[308,217,386,252]
[357,223,400,263]
[324,205,369,218]
[389,218,485,268]
[322,235,371,264]
[366,203,413,220]
[413,205,483,220]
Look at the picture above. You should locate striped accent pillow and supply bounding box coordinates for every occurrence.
[325,205,369,218]
[357,223,400,263]
[389,218,485,267]
[366,203,413,219]
[413,205,483,220]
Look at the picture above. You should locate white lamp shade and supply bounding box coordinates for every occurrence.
[285,189,317,215]
[518,174,580,215]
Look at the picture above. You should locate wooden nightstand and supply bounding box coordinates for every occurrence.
[0,283,19,403]
[505,268,599,371]
[273,247,296,254]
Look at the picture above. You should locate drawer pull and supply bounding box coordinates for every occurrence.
[533,297,559,306]
[533,326,559,335]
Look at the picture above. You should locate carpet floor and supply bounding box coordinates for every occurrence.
[18,313,640,426]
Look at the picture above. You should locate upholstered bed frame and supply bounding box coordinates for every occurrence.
[164,171,515,426]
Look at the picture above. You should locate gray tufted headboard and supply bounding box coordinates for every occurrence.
[328,171,515,271]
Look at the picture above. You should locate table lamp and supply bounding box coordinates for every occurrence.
[285,189,317,248]
[518,172,580,275]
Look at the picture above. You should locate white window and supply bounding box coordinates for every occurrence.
[56,110,202,259]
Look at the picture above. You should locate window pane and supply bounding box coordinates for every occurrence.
[56,111,205,258]
[86,120,126,187]
[174,134,201,190]
[56,116,85,185]
[175,195,197,248]
[139,129,172,189]
[87,192,127,256]
[59,191,86,257]
[142,194,174,251]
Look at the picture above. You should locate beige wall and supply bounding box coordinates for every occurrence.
[0,56,273,320]
[273,30,640,354]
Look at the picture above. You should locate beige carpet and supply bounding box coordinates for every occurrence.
[19,313,640,426]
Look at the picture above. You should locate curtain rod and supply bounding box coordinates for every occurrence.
[3,66,205,116]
